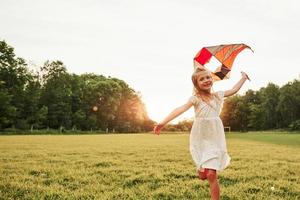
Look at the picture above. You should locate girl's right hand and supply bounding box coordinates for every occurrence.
[241,71,250,81]
[153,124,164,135]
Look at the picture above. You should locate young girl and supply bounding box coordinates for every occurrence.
[153,67,249,200]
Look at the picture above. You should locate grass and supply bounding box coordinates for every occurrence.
[227,131,300,148]
[0,132,299,199]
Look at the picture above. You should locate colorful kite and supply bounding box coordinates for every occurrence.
[194,44,253,81]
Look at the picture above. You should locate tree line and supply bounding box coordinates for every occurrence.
[1,40,299,133]
[221,81,300,131]
[0,40,155,133]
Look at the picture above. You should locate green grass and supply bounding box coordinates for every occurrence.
[227,131,300,147]
[0,132,300,200]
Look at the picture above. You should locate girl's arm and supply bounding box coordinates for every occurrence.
[153,101,193,134]
[224,71,249,97]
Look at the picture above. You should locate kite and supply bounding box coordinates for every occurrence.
[194,43,253,81]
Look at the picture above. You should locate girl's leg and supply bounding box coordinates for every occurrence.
[206,169,220,200]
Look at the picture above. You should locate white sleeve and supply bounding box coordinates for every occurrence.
[188,96,198,105]
[217,91,225,100]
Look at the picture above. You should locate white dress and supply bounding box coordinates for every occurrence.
[189,91,230,171]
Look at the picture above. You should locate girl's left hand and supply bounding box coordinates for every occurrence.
[153,124,164,135]
[241,71,250,81]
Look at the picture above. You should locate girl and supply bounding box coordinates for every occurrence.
[153,68,249,200]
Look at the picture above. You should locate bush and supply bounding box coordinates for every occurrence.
[15,119,30,130]
[289,120,300,131]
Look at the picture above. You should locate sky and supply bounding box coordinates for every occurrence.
[1,0,300,123]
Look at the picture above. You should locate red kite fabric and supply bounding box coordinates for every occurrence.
[194,44,253,81]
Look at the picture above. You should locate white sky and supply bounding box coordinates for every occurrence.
[1,0,300,123]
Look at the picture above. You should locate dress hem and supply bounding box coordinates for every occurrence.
[194,152,231,172]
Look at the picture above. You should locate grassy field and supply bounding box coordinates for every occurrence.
[0,132,299,200]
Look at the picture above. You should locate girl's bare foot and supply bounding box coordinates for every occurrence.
[198,168,208,180]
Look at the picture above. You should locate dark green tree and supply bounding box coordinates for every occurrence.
[40,61,72,129]
[277,80,300,128]
[0,40,32,130]
[259,83,280,129]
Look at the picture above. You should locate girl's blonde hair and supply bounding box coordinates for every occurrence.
[191,68,220,105]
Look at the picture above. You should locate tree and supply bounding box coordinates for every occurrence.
[277,80,300,128]
[0,40,32,130]
[40,61,72,129]
[0,81,16,130]
[221,95,243,131]
[259,83,280,129]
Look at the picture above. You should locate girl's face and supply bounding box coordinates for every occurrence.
[197,73,213,91]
